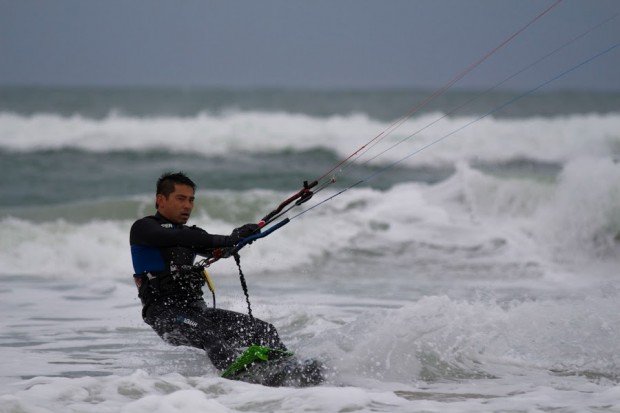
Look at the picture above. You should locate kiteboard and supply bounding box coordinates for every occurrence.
[221,345,324,387]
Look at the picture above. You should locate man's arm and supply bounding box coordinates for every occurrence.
[130,216,234,250]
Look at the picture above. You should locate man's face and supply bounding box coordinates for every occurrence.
[156,184,195,224]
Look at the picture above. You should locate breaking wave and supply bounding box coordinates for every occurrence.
[1,111,619,167]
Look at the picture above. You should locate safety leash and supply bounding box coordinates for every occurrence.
[197,252,254,318]
[233,252,253,319]
[195,218,292,315]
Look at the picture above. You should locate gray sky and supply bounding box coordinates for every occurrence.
[1,0,619,91]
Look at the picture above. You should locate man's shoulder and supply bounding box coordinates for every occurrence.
[131,215,189,232]
[130,215,167,244]
[130,215,160,232]
[132,214,157,225]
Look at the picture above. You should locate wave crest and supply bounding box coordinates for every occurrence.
[1,111,619,166]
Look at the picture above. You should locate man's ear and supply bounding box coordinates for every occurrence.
[155,193,165,209]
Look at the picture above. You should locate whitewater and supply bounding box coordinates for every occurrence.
[1,89,620,412]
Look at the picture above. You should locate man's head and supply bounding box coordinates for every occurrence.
[155,172,197,224]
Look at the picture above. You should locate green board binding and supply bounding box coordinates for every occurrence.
[221,345,294,379]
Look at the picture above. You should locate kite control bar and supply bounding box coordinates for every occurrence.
[235,217,290,250]
[259,180,317,227]
[201,179,315,267]
[201,218,290,267]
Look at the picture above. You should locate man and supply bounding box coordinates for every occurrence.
[130,172,289,372]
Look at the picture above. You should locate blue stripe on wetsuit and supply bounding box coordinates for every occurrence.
[131,244,165,274]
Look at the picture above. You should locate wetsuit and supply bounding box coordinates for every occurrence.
[130,212,287,370]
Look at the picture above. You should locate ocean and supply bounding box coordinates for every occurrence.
[0,86,619,412]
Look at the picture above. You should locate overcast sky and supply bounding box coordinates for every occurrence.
[1,0,619,91]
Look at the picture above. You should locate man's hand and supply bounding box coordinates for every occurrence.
[231,223,260,243]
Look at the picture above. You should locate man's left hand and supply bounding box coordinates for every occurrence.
[231,223,260,242]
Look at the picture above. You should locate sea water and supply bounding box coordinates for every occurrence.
[0,87,619,412]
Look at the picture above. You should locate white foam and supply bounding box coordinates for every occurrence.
[1,162,617,282]
[533,157,620,263]
[0,217,132,279]
[2,292,620,413]
[2,108,620,413]
[1,111,618,166]
[321,295,620,383]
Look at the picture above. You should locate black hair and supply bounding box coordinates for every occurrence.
[155,171,196,208]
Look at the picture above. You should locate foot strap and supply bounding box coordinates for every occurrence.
[221,345,293,378]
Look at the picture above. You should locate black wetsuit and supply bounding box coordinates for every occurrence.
[130,212,287,370]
